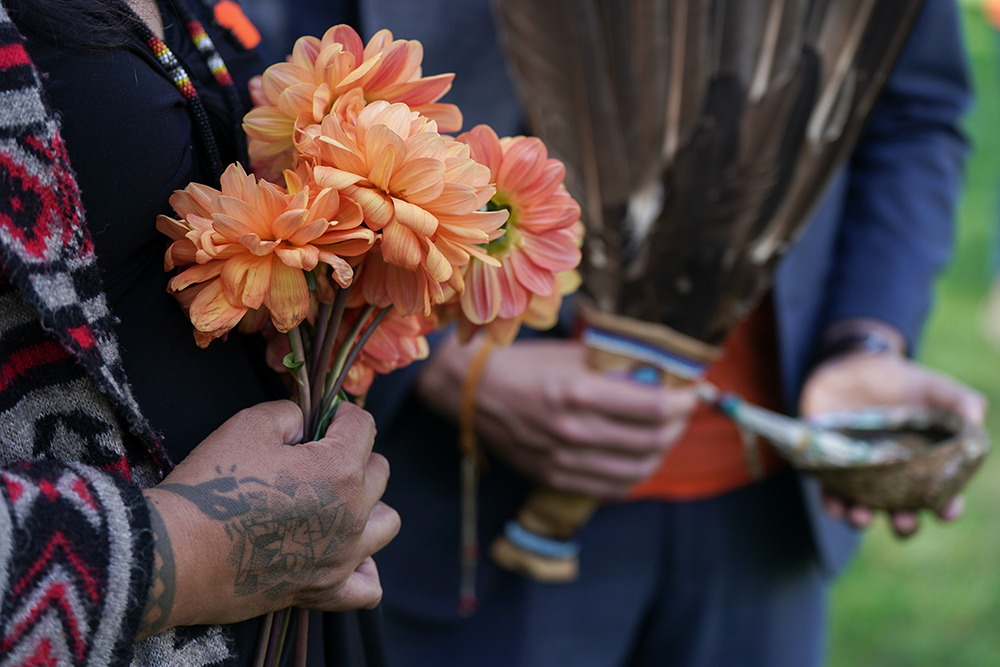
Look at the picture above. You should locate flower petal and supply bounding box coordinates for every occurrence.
[415,103,463,133]
[169,260,225,292]
[313,165,365,190]
[497,258,531,319]
[391,198,438,237]
[275,244,321,271]
[238,233,281,256]
[264,261,310,332]
[460,260,502,325]
[422,238,453,283]
[325,24,364,65]
[316,253,355,287]
[508,247,556,296]
[381,219,423,271]
[385,263,425,316]
[367,132,403,193]
[458,125,503,178]
[286,219,331,246]
[345,186,394,229]
[520,227,583,272]
[222,253,273,308]
[389,157,445,204]
[497,136,547,195]
[271,209,310,240]
[243,106,296,141]
[189,278,249,338]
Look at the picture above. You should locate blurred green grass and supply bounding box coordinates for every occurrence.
[827,7,1000,666]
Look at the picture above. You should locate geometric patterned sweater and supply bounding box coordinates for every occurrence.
[0,5,233,665]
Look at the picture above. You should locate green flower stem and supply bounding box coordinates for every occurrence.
[315,305,389,437]
[294,607,309,667]
[312,298,372,438]
[251,611,274,667]
[327,306,390,402]
[314,394,344,441]
[287,327,311,433]
[320,303,376,414]
[309,284,352,427]
[312,302,332,370]
[273,606,292,665]
[261,607,287,667]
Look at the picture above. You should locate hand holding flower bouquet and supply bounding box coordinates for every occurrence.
[158,24,582,666]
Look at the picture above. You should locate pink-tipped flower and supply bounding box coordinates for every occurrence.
[339,306,437,396]
[157,163,375,346]
[450,125,582,343]
[299,98,508,316]
[244,25,462,181]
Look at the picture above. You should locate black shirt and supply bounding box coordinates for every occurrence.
[23,0,284,462]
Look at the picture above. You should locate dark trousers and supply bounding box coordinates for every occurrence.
[383,472,828,667]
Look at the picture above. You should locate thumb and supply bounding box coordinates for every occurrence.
[327,558,383,611]
[919,374,987,428]
[252,400,305,446]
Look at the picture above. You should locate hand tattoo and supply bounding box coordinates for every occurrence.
[158,466,352,599]
[139,499,176,637]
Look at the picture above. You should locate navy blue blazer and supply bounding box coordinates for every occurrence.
[264,0,971,619]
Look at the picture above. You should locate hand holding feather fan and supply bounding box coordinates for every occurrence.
[489,0,926,582]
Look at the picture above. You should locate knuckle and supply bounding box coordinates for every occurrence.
[654,424,681,450]
[330,403,377,438]
[230,408,279,443]
[550,448,576,471]
[368,452,390,479]
[308,449,366,498]
[341,510,369,541]
[551,415,581,442]
[544,470,566,490]
[543,376,571,411]
[375,503,402,539]
[640,456,661,479]
[647,396,671,422]
[361,585,384,610]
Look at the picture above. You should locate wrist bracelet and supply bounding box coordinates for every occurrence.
[816,329,900,366]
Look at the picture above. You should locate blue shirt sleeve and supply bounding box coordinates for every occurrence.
[819,0,972,351]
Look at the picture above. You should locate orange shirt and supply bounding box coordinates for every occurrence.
[628,297,787,502]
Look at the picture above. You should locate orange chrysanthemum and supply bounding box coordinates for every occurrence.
[157,163,375,346]
[338,306,437,396]
[299,96,508,316]
[451,125,582,343]
[243,24,462,181]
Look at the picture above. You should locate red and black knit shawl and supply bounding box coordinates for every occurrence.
[0,4,233,666]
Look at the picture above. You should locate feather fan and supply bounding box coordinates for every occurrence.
[494,0,926,346]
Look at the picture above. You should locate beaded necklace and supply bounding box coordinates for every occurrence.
[128,0,246,180]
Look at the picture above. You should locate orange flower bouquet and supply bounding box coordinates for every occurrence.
[158,24,582,667]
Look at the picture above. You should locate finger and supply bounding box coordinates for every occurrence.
[919,374,987,427]
[547,412,690,456]
[321,402,377,457]
[847,505,874,528]
[890,510,919,538]
[331,557,383,611]
[356,502,401,558]
[563,379,699,425]
[822,491,847,520]
[251,400,305,446]
[362,453,391,511]
[548,446,663,486]
[937,495,965,522]
[544,469,633,500]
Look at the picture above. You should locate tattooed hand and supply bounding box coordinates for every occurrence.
[138,401,399,636]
